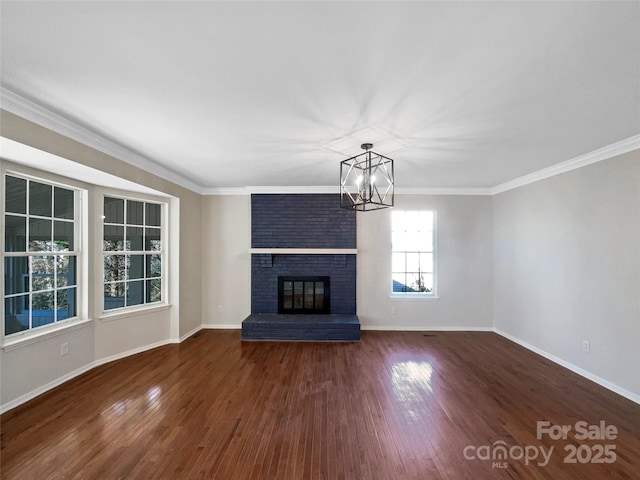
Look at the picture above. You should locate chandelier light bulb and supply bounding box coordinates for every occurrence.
[340,142,394,211]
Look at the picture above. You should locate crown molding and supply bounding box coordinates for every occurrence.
[396,187,492,195]
[203,185,340,195]
[248,185,340,194]
[1,87,205,194]
[202,186,492,196]
[3,87,636,197]
[490,134,640,195]
[203,187,251,195]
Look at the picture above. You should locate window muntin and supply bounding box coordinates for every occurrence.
[391,211,435,294]
[102,197,163,311]
[3,175,79,336]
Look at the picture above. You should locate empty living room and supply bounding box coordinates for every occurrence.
[0,1,638,479]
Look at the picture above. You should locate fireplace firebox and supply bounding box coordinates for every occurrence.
[278,276,330,314]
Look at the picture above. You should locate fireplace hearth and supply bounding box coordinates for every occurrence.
[244,194,359,341]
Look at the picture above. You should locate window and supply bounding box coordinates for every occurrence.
[391,211,435,295]
[102,196,163,311]
[3,174,79,336]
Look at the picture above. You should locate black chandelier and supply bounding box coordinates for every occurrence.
[340,143,394,211]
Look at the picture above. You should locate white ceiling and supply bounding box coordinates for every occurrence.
[1,1,638,192]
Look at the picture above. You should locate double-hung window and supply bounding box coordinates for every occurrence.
[102,196,164,311]
[391,210,435,295]
[3,174,79,336]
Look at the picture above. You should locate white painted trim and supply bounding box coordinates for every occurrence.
[1,138,169,197]
[1,87,204,194]
[202,186,493,196]
[361,325,494,331]
[92,339,173,368]
[0,362,96,415]
[490,135,640,194]
[396,188,492,196]
[203,186,340,195]
[3,325,636,414]
[4,87,636,197]
[389,294,439,300]
[202,323,242,329]
[249,248,357,255]
[203,187,251,195]
[493,328,640,405]
[99,304,171,322]
[201,130,640,198]
[1,338,176,414]
[200,134,640,197]
[0,337,174,414]
[1,318,93,352]
[176,325,202,343]
[248,186,340,194]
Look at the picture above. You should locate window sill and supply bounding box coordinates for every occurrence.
[390,294,439,301]
[99,303,171,322]
[2,318,93,352]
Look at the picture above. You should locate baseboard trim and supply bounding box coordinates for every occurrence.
[176,326,203,343]
[362,325,494,332]
[493,328,640,405]
[4,325,636,414]
[93,340,174,368]
[202,323,242,329]
[0,362,96,415]
[1,339,175,415]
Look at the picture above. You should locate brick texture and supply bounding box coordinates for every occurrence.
[251,194,356,248]
[251,254,356,314]
[250,194,357,314]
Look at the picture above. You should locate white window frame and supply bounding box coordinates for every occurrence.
[2,170,87,343]
[101,194,167,315]
[390,210,437,299]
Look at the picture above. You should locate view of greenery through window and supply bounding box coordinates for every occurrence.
[2,174,167,338]
[103,197,162,310]
[3,175,77,335]
[391,211,435,294]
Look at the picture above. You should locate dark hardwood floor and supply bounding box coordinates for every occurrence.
[1,330,639,479]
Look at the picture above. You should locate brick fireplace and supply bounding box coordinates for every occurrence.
[242,194,360,341]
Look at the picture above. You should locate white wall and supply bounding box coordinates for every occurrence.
[201,195,251,327]
[357,194,494,329]
[493,151,640,398]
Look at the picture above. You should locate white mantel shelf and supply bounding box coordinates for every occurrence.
[249,248,357,254]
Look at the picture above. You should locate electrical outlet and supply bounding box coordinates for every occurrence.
[582,340,590,353]
[391,306,397,314]
[60,342,69,356]
[217,304,223,312]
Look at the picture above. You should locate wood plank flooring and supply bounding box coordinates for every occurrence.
[1,330,639,479]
